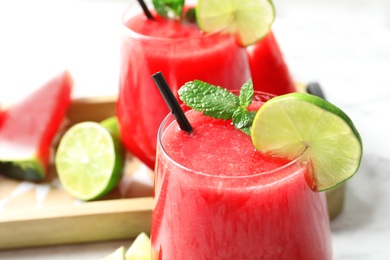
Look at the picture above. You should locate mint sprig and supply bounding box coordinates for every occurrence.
[152,0,185,20]
[178,80,257,135]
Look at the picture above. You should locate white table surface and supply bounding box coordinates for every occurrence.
[0,0,389,259]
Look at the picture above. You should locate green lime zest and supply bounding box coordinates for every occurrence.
[153,0,185,20]
[178,79,256,134]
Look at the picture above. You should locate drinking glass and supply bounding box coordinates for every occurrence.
[116,3,251,169]
[151,92,332,259]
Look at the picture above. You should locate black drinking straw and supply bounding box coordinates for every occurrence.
[152,72,193,133]
[137,0,155,20]
[307,82,326,100]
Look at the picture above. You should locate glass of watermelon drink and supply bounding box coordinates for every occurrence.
[151,91,332,259]
[116,3,251,169]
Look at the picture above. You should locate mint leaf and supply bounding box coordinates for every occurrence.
[232,109,257,135]
[178,79,257,135]
[179,81,239,120]
[233,108,251,128]
[239,80,254,108]
[233,80,256,134]
[184,8,197,23]
[153,0,184,19]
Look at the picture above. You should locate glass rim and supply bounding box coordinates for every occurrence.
[156,91,307,180]
[121,4,231,42]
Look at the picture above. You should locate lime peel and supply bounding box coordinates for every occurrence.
[251,93,362,191]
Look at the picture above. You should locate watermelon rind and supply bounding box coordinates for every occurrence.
[0,156,45,181]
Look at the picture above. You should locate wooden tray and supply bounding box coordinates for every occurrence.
[0,97,154,250]
[0,94,345,249]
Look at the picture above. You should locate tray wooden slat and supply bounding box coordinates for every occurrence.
[66,96,117,125]
[0,197,153,249]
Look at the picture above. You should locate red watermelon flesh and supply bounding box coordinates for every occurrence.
[0,106,4,128]
[247,31,296,96]
[0,71,73,181]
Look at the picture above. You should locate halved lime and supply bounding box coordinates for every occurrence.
[125,232,152,260]
[251,93,362,191]
[102,246,125,260]
[101,116,120,137]
[196,0,275,46]
[55,120,125,201]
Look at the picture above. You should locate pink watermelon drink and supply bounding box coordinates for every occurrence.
[117,5,251,169]
[152,93,332,259]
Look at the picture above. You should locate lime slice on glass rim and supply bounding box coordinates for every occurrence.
[251,93,362,191]
[196,0,275,46]
[55,118,125,201]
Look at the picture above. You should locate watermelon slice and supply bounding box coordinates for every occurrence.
[0,106,4,128]
[247,31,296,95]
[0,71,73,181]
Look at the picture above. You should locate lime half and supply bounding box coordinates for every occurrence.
[101,116,121,137]
[55,121,125,201]
[251,93,362,191]
[125,232,152,260]
[196,0,275,46]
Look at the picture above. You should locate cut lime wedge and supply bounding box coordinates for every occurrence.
[102,246,126,260]
[196,0,275,46]
[125,232,152,260]
[55,121,125,201]
[251,93,362,191]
